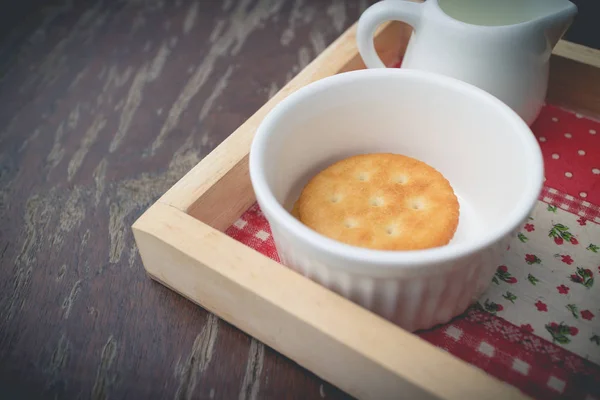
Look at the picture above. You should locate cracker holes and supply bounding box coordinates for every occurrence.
[410,199,425,210]
[330,194,342,203]
[370,197,384,207]
[357,172,369,182]
[385,225,397,235]
[344,218,358,228]
[395,175,408,184]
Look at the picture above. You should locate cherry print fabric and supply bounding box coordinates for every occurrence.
[224,104,600,399]
[482,202,600,364]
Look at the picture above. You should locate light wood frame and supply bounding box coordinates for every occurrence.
[133,20,600,400]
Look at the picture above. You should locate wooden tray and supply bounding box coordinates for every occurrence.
[132,20,600,400]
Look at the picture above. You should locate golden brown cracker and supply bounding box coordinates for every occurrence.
[291,201,301,220]
[295,153,459,251]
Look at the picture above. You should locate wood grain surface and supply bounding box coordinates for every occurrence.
[0,1,377,399]
[0,1,596,399]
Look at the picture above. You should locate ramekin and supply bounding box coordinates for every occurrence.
[249,69,543,332]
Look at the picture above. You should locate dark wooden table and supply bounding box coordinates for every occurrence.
[0,1,377,399]
[0,1,596,399]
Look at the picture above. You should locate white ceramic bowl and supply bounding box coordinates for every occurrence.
[249,69,543,332]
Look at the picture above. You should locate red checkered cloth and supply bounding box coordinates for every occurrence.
[540,186,600,224]
[225,105,600,399]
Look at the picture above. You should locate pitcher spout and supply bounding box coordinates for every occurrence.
[535,0,578,49]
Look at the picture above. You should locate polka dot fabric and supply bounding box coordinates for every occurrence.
[531,106,600,204]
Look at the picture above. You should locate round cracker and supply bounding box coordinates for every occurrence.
[295,153,459,251]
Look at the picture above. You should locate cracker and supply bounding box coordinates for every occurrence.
[295,153,459,251]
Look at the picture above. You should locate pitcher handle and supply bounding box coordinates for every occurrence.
[357,0,423,69]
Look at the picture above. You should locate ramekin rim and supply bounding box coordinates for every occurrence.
[249,69,544,270]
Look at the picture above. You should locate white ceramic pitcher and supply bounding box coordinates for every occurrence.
[357,0,577,125]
